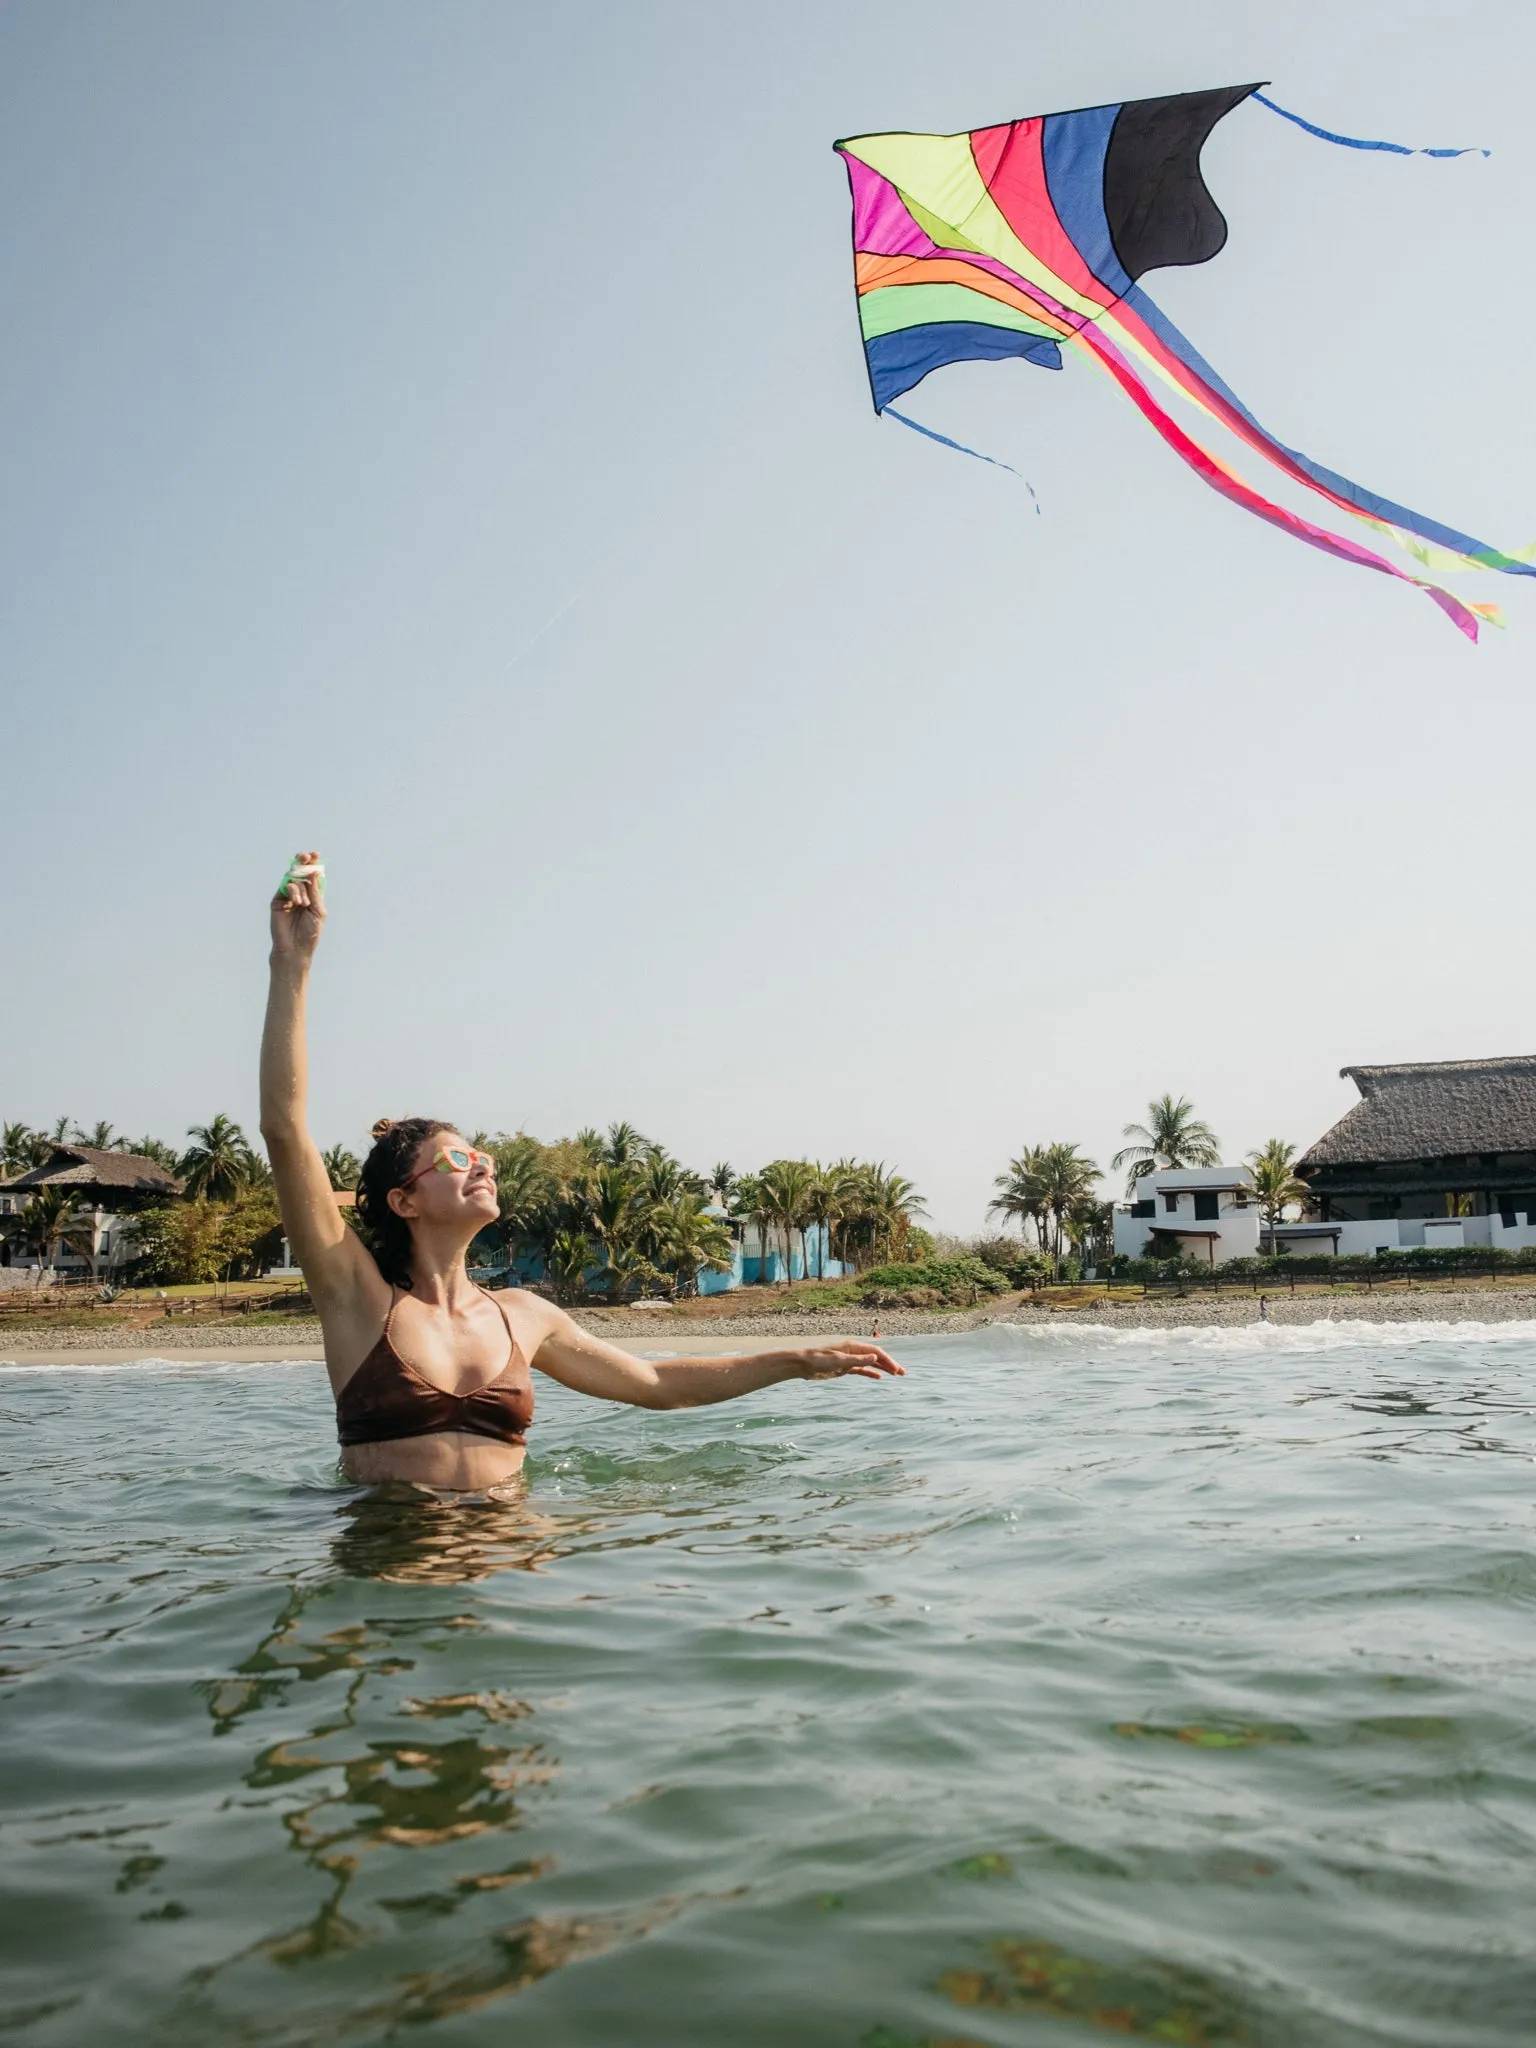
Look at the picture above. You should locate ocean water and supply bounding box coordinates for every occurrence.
[2,1323,1535,2048]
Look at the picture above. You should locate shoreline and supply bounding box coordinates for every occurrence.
[6,1287,1536,1365]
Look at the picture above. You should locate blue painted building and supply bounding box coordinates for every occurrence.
[700,1221,844,1293]
[470,1218,845,1296]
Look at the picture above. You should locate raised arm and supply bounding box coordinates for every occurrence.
[259,853,376,1311]
[520,1300,904,1409]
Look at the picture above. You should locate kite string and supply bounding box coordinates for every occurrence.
[883,406,1041,513]
[1252,91,1490,159]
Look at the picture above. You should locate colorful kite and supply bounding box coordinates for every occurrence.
[835,85,1529,639]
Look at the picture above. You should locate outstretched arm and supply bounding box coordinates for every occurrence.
[259,853,377,1312]
[522,1302,904,1409]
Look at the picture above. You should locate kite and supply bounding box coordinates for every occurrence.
[834,85,1530,639]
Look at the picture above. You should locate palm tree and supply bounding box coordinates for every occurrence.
[2,1123,44,1174]
[121,1135,180,1170]
[602,1121,647,1166]
[1246,1139,1309,1253]
[587,1163,641,1269]
[648,1195,734,1300]
[321,1146,361,1190]
[989,1146,1050,1253]
[821,1157,868,1269]
[1066,1196,1115,1269]
[760,1159,816,1285]
[733,1172,774,1285]
[179,1116,254,1201]
[602,1240,660,1303]
[7,1188,93,1280]
[804,1163,839,1280]
[710,1162,738,1206]
[814,1159,924,1270]
[1036,1143,1102,1263]
[545,1230,594,1304]
[73,1121,117,1151]
[1112,1094,1220,1193]
[636,1154,681,1205]
[866,1164,925,1263]
[487,1141,555,1264]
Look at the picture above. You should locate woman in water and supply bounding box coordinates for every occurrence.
[261,853,902,1490]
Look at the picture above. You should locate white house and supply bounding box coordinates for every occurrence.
[1113,1166,1260,1265]
[0,1143,182,1279]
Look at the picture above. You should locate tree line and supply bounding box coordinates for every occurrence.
[0,1115,929,1297]
[0,1115,296,1284]
[3,1096,1314,1289]
[988,1094,1310,1271]
[466,1124,926,1303]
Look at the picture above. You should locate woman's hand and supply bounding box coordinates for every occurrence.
[270,849,326,967]
[793,1340,904,1382]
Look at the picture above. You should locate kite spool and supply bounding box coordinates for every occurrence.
[278,858,326,901]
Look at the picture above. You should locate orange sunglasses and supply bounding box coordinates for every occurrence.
[400,1144,493,1190]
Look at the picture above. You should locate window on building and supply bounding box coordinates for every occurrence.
[1130,1200,1155,1219]
[1163,1193,1179,1213]
[1193,1191,1219,1221]
[1233,1189,1248,1207]
[98,1233,111,1256]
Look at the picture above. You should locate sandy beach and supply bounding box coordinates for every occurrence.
[7,1287,1536,1366]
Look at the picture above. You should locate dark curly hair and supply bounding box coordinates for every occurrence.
[355,1117,456,1288]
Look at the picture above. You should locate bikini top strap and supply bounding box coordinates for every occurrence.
[483,1287,519,1368]
[381,1285,401,1344]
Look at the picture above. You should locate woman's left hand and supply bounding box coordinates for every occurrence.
[793,1341,904,1382]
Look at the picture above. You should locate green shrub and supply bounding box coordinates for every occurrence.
[970,1236,1050,1287]
[1220,1245,1527,1282]
[128,1193,282,1285]
[1111,1256,1217,1285]
[857,1256,1008,1306]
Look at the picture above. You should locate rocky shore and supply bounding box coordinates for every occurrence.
[7,1288,1536,1362]
[579,1289,1536,1336]
[0,1322,328,1357]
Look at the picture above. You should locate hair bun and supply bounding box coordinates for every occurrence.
[370,1117,396,1141]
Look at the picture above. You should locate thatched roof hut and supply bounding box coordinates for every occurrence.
[1298,1057,1536,1211]
[0,1144,184,1209]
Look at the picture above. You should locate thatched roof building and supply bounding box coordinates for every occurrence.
[1297,1057,1536,1219]
[0,1144,183,1208]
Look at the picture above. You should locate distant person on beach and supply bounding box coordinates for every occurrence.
[1258,1295,1270,1322]
[260,853,902,1491]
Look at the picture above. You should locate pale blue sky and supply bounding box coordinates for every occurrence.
[3,0,1532,1228]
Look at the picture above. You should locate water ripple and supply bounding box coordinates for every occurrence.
[1,1331,1534,2043]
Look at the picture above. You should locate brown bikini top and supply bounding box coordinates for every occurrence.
[335,1288,535,1449]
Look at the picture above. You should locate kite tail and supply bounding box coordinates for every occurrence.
[1252,92,1490,158]
[1108,286,1536,582]
[884,407,1041,510]
[1074,326,1491,642]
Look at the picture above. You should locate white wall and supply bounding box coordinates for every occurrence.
[1114,1173,1260,1264]
[1293,1213,1536,1257]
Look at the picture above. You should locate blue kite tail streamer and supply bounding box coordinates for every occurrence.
[883,406,1041,513]
[1253,91,1489,158]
